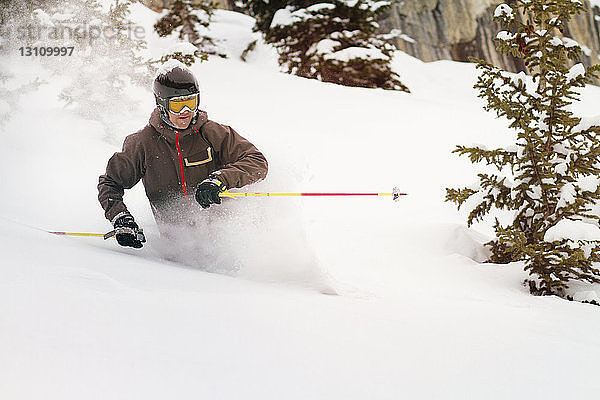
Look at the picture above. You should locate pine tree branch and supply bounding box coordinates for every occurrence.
[452,145,517,170]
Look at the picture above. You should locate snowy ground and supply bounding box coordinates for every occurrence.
[1,3,600,399]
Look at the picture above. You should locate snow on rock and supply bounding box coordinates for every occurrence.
[382,29,415,43]
[581,45,592,57]
[544,219,600,242]
[397,34,415,43]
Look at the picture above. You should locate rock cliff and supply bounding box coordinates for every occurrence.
[381,0,600,72]
[142,0,232,12]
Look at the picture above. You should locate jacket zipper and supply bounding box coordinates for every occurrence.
[174,130,188,196]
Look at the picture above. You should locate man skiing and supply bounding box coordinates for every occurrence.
[98,60,268,248]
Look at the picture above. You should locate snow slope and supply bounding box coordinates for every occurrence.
[2,4,600,399]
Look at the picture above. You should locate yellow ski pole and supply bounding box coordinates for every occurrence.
[48,228,142,240]
[48,231,106,237]
[219,187,406,200]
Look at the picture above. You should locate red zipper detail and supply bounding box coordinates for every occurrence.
[175,130,188,196]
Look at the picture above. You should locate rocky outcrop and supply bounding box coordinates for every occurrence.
[381,0,600,72]
[142,0,232,12]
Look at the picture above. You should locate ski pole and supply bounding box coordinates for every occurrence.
[48,231,106,237]
[219,187,406,201]
[48,227,143,240]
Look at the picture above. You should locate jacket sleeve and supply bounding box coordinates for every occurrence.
[98,134,145,223]
[203,122,268,188]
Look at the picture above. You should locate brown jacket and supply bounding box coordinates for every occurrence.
[98,108,268,225]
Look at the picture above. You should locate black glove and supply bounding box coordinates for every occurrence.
[195,176,227,209]
[113,213,146,248]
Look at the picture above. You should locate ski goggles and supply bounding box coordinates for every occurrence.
[167,93,199,114]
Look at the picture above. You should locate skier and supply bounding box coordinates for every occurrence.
[98,60,268,248]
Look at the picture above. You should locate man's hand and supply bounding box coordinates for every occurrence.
[195,176,227,209]
[113,213,146,248]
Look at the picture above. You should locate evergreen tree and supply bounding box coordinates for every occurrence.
[47,0,153,138]
[446,0,600,298]
[0,1,55,124]
[0,72,9,124]
[0,71,44,126]
[238,0,291,33]
[242,0,409,91]
[0,0,61,53]
[157,48,207,66]
[154,0,225,63]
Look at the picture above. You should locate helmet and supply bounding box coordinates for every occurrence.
[153,60,200,127]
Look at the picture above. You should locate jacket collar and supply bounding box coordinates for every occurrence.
[149,107,208,145]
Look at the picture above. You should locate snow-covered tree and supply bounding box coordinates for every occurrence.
[243,0,409,91]
[237,0,289,33]
[154,0,225,63]
[446,0,600,298]
[43,0,154,139]
[0,0,59,52]
[0,70,44,126]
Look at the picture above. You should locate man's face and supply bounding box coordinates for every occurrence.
[165,93,199,130]
[168,109,194,130]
